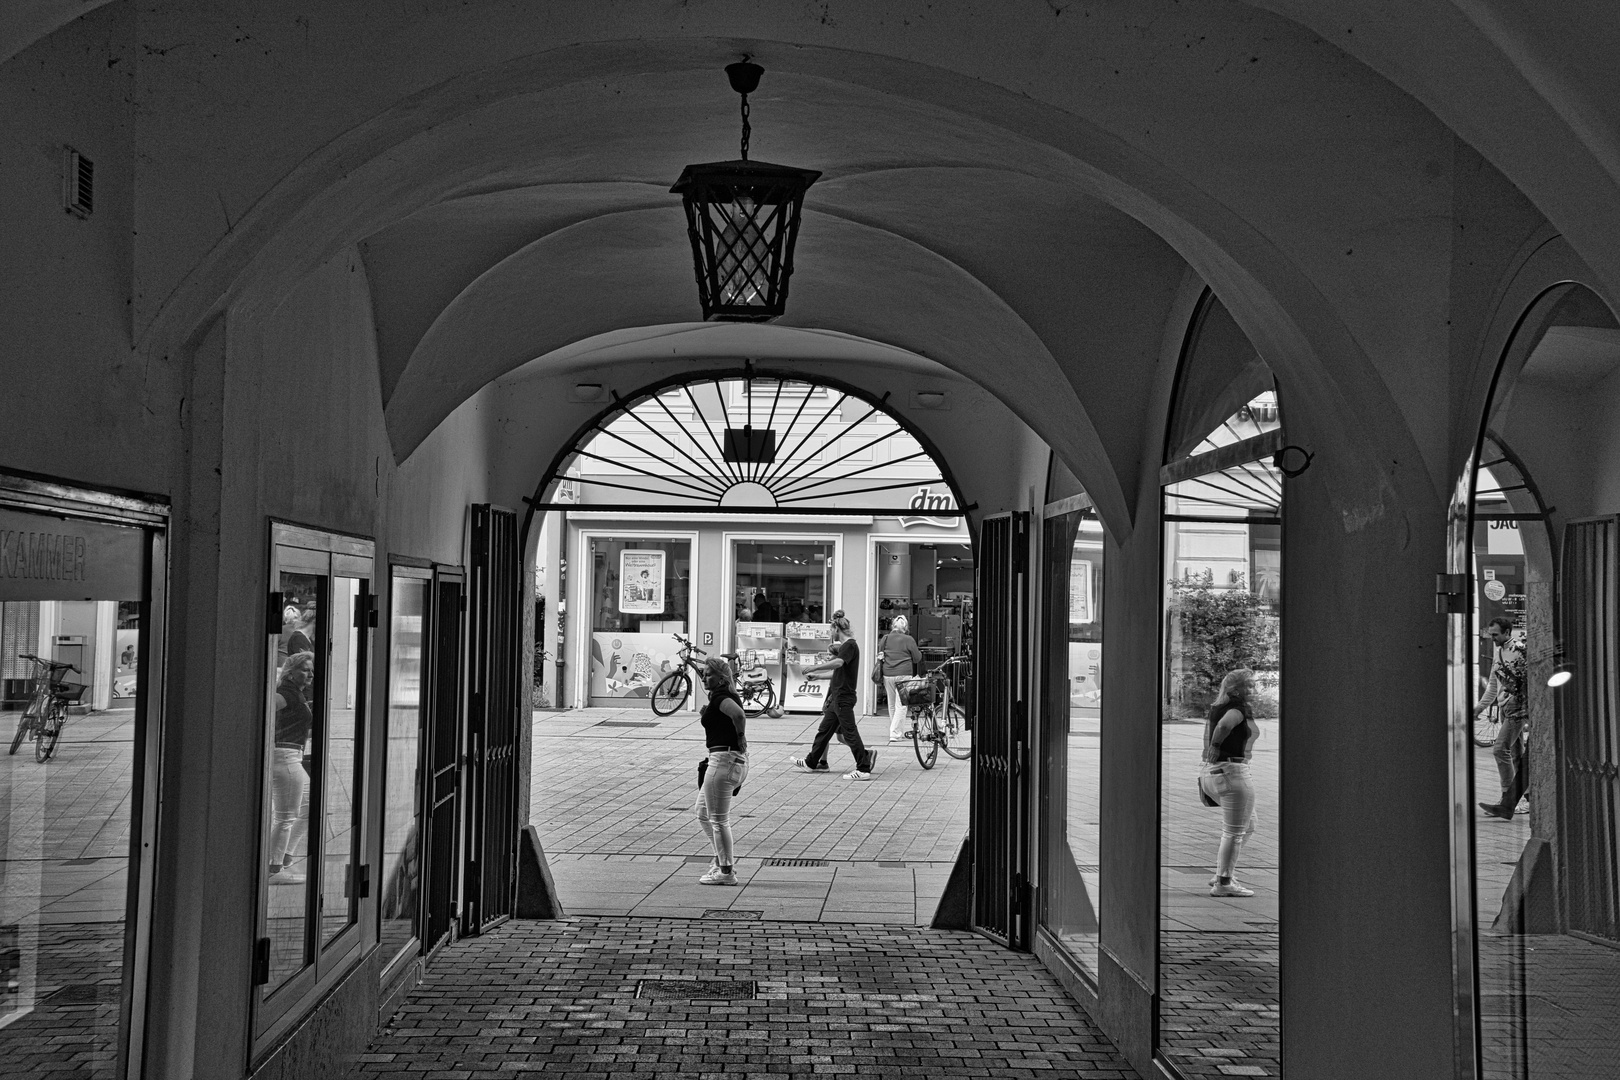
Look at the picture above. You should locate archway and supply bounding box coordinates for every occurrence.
[521,369,980,926]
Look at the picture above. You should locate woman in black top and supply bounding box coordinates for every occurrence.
[268,652,314,884]
[1202,668,1259,897]
[695,657,749,885]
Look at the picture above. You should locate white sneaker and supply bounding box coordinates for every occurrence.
[699,867,738,886]
[1514,797,1530,815]
[1210,880,1254,897]
[842,769,873,781]
[792,758,828,773]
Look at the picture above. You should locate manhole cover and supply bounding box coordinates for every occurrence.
[596,720,659,728]
[702,909,762,920]
[878,861,907,868]
[764,858,826,867]
[637,979,756,1000]
[42,984,119,1006]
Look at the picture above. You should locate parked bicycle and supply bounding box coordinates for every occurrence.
[650,634,777,717]
[899,655,973,769]
[9,653,85,762]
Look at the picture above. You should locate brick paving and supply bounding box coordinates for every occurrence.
[531,708,970,924]
[352,916,1141,1079]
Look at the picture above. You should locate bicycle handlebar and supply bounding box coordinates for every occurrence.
[671,635,705,656]
[18,653,79,674]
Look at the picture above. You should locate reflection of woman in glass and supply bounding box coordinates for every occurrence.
[1202,668,1259,897]
[269,652,314,885]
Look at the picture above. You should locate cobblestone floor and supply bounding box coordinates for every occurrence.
[353,916,1141,1079]
[531,707,970,924]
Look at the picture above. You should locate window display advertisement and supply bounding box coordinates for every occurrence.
[590,632,681,700]
[618,550,665,614]
[734,621,785,703]
[784,621,834,711]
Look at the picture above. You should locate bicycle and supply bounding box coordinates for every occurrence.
[900,655,973,769]
[9,654,83,763]
[650,634,777,717]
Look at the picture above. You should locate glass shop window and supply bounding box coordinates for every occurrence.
[252,524,373,1053]
[379,570,428,970]
[587,538,690,706]
[0,499,160,1080]
[1040,507,1105,976]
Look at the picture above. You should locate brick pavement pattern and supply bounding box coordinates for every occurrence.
[353,915,1141,1079]
[1158,933,1278,1079]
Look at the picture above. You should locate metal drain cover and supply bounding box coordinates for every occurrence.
[764,858,826,867]
[637,979,757,1000]
[595,720,659,728]
[877,861,907,868]
[702,909,762,920]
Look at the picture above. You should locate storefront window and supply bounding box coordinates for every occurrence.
[1460,283,1620,1078]
[734,540,834,711]
[379,572,427,969]
[1158,381,1283,1076]
[0,499,157,1080]
[254,526,372,1049]
[1040,507,1104,974]
[587,538,690,705]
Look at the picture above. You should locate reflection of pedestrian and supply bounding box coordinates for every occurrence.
[751,593,779,623]
[695,658,749,886]
[1476,617,1528,820]
[1202,668,1258,897]
[879,616,923,741]
[794,612,878,779]
[269,652,314,885]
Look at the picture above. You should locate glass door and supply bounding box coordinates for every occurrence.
[732,539,834,711]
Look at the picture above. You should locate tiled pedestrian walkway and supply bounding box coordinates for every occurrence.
[353,916,1141,1079]
[531,707,970,924]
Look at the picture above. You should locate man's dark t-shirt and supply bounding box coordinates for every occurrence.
[827,638,859,707]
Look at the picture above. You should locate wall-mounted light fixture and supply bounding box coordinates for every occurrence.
[671,62,820,321]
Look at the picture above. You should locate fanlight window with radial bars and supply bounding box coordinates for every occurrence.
[1162,391,1283,518]
[542,376,954,515]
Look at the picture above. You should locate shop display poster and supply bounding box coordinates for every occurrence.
[618,550,665,614]
[784,621,834,711]
[591,632,682,702]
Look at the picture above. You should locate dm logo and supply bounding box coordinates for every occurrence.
[899,487,957,529]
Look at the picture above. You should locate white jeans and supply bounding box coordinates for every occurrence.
[269,746,310,866]
[885,675,913,738]
[696,750,749,868]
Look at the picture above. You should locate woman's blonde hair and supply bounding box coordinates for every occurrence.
[702,656,735,686]
[830,612,852,633]
[279,651,314,684]
[1212,668,1254,709]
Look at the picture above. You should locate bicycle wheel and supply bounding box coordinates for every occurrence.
[9,714,33,755]
[913,706,939,769]
[940,703,972,759]
[650,670,691,716]
[35,705,63,763]
[740,678,775,717]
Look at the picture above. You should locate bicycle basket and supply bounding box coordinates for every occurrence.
[897,678,935,705]
[50,681,87,705]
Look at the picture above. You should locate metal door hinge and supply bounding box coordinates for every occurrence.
[251,937,271,985]
[1435,573,1469,614]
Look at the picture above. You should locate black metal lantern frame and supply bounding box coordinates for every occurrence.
[671,160,821,321]
[671,62,820,322]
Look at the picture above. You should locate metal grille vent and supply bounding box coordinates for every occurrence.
[701,909,762,920]
[637,978,757,1000]
[595,720,659,728]
[764,858,825,867]
[63,148,92,218]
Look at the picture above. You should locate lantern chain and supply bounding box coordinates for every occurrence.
[740,93,751,161]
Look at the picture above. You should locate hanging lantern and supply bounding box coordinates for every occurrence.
[671,61,820,322]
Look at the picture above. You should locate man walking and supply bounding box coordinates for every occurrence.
[1476,616,1528,820]
[793,612,879,780]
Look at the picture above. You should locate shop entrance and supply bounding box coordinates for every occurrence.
[0,474,167,1080]
[732,538,835,714]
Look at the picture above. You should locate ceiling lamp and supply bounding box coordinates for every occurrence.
[671,61,820,322]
